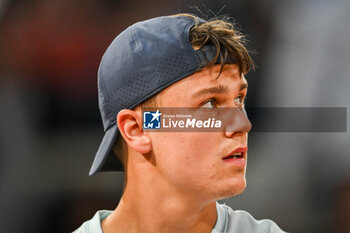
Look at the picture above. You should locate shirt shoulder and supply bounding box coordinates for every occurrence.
[73,210,113,233]
[212,203,287,233]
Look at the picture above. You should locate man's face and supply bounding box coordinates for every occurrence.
[147,64,251,201]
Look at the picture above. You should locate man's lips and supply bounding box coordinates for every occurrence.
[222,147,248,160]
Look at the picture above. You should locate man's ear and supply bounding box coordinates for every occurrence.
[116,109,152,154]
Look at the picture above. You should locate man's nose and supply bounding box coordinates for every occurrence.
[224,107,252,137]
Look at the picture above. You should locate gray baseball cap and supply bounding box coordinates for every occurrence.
[89,15,223,175]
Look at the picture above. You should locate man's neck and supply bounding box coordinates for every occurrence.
[101,165,218,233]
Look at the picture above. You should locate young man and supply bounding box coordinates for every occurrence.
[75,14,286,233]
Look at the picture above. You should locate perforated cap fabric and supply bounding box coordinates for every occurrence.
[89,15,220,175]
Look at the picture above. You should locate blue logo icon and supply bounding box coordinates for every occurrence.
[143,110,161,129]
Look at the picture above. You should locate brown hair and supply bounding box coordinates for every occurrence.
[173,13,254,74]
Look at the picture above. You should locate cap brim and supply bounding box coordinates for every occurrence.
[89,124,123,176]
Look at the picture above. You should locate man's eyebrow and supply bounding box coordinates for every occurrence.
[192,82,248,98]
[192,85,229,98]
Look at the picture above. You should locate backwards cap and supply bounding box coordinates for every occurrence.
[89,15,220,175]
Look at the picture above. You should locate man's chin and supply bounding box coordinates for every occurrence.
[217,178,246,199]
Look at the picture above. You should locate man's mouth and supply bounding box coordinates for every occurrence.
[223,152,244,160]
[222,147,247,160]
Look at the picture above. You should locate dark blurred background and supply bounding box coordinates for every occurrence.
[0,0,349,232]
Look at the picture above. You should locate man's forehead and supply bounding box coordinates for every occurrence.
[190,64,247,89]
[157,64,247,101]
[199,64,241,77]
[192,80,247,98]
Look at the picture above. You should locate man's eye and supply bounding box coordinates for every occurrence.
[201,99,217,108]
[234,95,245,106]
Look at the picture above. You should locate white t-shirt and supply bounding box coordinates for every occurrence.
[74,202,286,233]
